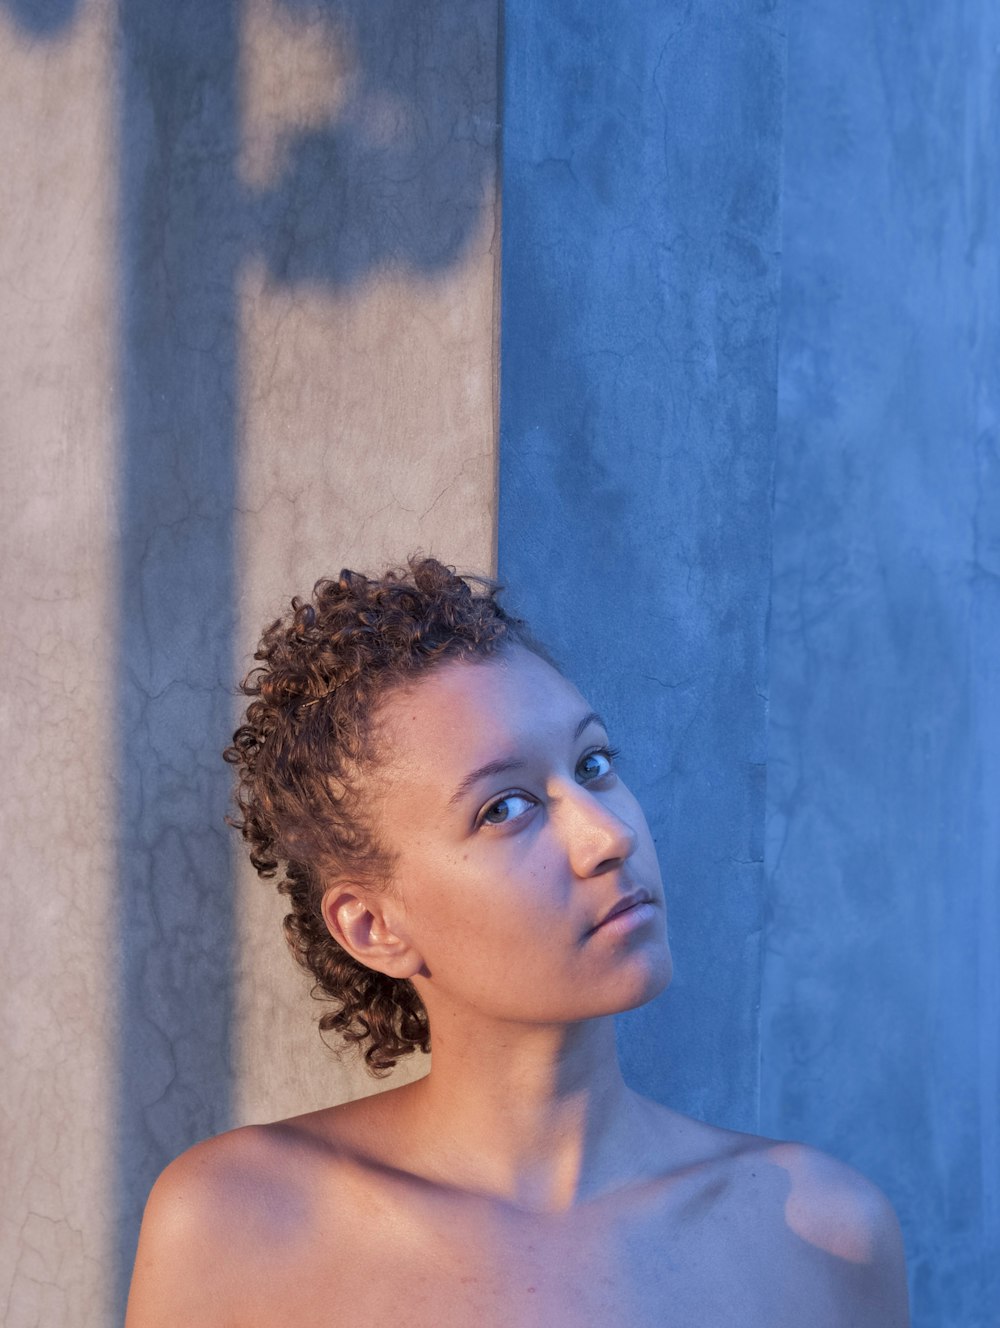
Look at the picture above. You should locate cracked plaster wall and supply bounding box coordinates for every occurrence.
[1,9,119,1325]
[2,1,498,1323]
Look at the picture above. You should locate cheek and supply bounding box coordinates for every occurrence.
[399,853,505,939]
[418,856,564,965]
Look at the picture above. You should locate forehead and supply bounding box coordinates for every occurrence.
[374,647,591,780]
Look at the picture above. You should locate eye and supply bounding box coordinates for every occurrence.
[577,746,620,783]
[480,793,536,827]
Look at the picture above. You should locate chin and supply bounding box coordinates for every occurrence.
[601,945,674,1016]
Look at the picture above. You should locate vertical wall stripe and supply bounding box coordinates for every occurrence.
[498,0,786,1129]
[116,3,239,1314]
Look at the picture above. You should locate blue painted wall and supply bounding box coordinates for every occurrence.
[500,2,998,1324]
[763,3,1000,1325]
[499,0,786,1131]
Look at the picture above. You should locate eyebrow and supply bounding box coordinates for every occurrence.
[445,710,608,809]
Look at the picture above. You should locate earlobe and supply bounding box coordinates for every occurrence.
[320,886,423,980]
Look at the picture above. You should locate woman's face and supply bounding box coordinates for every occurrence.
[356,644,672,1025]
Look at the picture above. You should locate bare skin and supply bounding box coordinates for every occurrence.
[127,647,910,1325]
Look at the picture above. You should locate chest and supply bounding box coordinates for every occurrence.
[233,1170,839,1328]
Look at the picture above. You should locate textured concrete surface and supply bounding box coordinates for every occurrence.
[501,4,998,1322]
[499,0,785,1131]
[234,0,500,1127]
[0,11,118,1325]
[115,2,498,1316]
[762,3,1000,1324]
[1,2,498,1323]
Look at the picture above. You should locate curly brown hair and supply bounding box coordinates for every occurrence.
[223,556,549,1077]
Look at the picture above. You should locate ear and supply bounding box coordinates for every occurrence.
[320,884,424,981]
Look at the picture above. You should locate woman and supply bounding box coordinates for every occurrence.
[126,557,910,1326]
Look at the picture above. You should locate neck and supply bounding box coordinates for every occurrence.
[394,1009,657,1212]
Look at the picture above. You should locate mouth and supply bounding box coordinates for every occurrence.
[588,889,654,936]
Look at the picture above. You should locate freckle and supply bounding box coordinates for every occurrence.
[527,1286,536,1294]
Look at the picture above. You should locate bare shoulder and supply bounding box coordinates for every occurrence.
[125,1125,283,1326]
[739,1134,911,1326]
[647,1109,910,1327]
[136,1118,317,1232]
[756,1138,905,1257]
[125,1114,348,1327]
[677,1114,905,1249]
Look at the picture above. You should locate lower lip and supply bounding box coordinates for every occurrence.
[591,900,657,939]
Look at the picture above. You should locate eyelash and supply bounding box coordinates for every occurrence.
[592,744,622,770]
[477,745,622,829]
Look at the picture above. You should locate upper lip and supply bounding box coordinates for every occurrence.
[590,888,653,933]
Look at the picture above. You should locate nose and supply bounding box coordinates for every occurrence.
[556,781,638,878]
